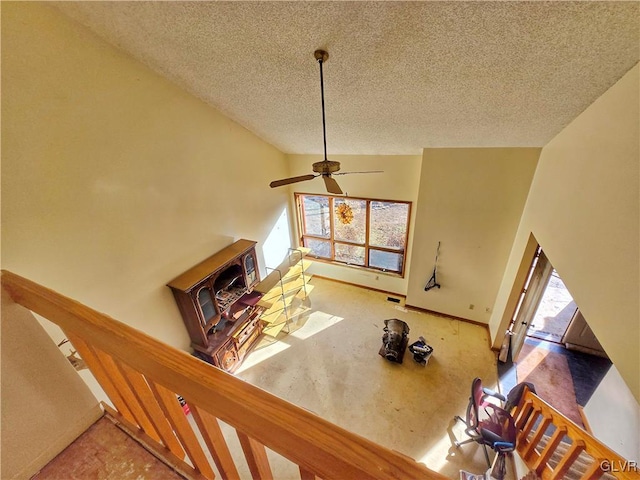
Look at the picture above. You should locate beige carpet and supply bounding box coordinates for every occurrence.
[516,342,583,427]
[232,276,500,479]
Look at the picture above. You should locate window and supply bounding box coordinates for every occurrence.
[295,193,411,276]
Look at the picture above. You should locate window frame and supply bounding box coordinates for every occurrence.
[294,192,412,277]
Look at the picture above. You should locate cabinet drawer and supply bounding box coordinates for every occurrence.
[235,314,261,346]
[237,326,262,361]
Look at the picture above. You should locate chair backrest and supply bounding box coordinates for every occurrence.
[464,377,485,431]
[462,377,517,456]
[504,381,536,411]
[479,406,517,445]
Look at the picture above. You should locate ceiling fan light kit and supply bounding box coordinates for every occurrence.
[269,49,382,195]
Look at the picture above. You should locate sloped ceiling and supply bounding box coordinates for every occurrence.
[54,1,638,155]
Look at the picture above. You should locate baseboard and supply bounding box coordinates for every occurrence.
[578,406,593,435]
[311,274,406,298]
[564,342,609,359]
[309,276,493,350]
[403,303,485,326]
[404,304,492,350]
[308,276,489,332]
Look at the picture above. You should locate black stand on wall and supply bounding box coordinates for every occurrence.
[424,242,441,292]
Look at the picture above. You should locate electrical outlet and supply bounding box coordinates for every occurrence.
[469,304,475,310]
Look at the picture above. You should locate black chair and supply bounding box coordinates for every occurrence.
[453,378,517,468]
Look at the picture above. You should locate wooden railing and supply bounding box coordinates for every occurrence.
[511,388,639,480]
[2,270,445,480]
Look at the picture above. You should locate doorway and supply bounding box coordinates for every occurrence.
[499,245,612,422]
[510,248,608,361]
[526,270,576,344]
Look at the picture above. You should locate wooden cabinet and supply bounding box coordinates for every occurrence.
[167,239,264,372]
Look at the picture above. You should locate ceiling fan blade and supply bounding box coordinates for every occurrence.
[333,170,384,176]
[270,174,317,188]
[323,175,343,194]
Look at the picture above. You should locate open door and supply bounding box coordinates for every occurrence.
[511,249,553,360]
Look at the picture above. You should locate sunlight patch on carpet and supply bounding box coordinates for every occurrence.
[234,339,290,373]
[289,311,343,340]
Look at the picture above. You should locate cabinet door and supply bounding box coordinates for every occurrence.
[215,341,239,373]
[195,284,218,328]
[243,251,259,288]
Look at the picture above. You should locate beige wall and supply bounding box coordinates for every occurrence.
[584,366,640,461]
[1,290,103,479]
[490,65,640,400]
[285,154,422,294]
[405,148,540,322]
[1,3,291,351]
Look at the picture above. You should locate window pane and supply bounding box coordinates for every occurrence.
[335,243,365,266]
[296,193,410,276]
[369,249,403,273]
[302,196,330,238]
[304,237,331,259]
[369,201,409,249]
[333,198,366,244]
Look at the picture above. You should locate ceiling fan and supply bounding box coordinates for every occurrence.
[269,50,382,195]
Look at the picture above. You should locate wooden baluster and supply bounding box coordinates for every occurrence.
[550,439,586,480]
[148,381,215,479]
[299,466,318,480]
[514,399,534,429]
[580,460,606,480]
[517,409,541,451]
[117,361,186,459]
[237,430,274,480]
[92,348,162,444]
[522,414,552,461]
[190,404,241,480]
[0,270,464,480]
[533,425,567,476]
[66,332,136,425]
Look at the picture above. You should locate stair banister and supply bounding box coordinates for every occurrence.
[2,270,445,480]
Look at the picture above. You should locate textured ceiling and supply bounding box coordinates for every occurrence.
[54,1,639,155]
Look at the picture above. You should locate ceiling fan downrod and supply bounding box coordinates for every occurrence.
[267,49,382,194]
[314,49,329,163]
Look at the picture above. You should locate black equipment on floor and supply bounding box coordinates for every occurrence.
[379,319,410,363]
[408,336,433,365]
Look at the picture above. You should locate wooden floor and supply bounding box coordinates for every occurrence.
[31,417,186,480]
